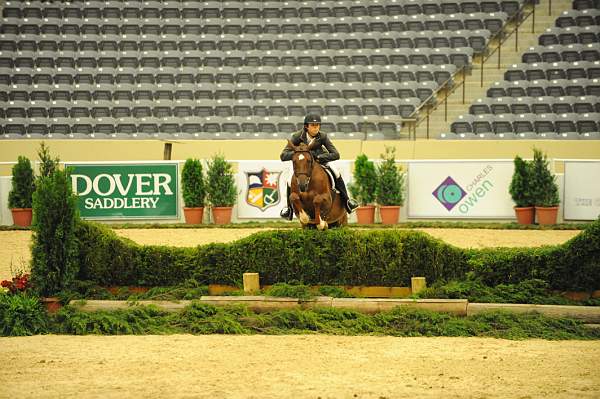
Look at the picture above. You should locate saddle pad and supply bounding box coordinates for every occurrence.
[322,166,337,190]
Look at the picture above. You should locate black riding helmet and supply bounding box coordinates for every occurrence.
[303,114,321,125]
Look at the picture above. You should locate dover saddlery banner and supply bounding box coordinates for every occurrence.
[236,160,352,219]
[564,161,600,220]
[66,162,179,219]
[408,161,514,218]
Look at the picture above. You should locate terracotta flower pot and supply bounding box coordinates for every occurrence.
[42,297,62,314]
[535,206,559,225]
[355,205,376,224]
[514,206,535,225]
[212,206,233,225]
[183,207,204,224]
[379,205,401,225]
[10,208,32,227]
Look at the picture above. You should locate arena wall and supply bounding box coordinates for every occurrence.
[1,139,600,177]
[1,139,598,225]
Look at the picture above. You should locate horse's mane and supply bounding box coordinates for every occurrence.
[290,138,321,155]
[295,142,310,152]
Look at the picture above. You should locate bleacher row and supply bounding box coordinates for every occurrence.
[486,78,599,96]
[0,49,473,70]
[444,0,600,140]
[0,15,507,36]
[1,0,524,20]
[0,114,402,141]
[539,25,600,45]
[446,112,600,139]
[503,61,599,81]
[0,0,530,139]
[0,31,491,54]
[0,63,459,85]
[470,95,600,113]
[0,79,439,100]
[521,43,600,62]
[554,7,600,26]
[1,96,422,118]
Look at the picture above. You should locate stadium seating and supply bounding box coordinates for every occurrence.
[0,0,529,139]
[442,0,600,139]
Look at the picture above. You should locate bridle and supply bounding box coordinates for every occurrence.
[292,148,314,192]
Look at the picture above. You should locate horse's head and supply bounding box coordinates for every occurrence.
[289,139,319,192]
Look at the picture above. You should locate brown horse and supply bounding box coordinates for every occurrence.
[288,140,348,230]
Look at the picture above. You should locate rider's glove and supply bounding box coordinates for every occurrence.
[316,154,327,163]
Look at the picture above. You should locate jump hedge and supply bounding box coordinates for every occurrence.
[468,219,600,291]
[74,219,600,291]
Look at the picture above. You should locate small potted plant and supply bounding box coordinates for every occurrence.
[181,158,206,224]
[8,156,35,227]
[206,154,238,224]
[375,146,406,225]
[349,154,377,224]
[509,155,535,224]
[530,148,560,225]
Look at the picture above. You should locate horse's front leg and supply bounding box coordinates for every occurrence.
[290,191,310,225]
[313,194,329,230]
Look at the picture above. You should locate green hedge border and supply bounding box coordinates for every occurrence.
[74,219,600,292]
[1,221,591,231]
[2,294,599,339]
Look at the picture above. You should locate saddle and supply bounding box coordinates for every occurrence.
[321,164,337,192]
[320,164,339,213]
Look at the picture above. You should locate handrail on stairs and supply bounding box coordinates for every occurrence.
[406,0,544,140]
[479,0,538,87]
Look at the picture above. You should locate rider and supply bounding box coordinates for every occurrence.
[279,114,358,220]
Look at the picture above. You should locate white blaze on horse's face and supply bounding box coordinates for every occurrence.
[292,150,312,193]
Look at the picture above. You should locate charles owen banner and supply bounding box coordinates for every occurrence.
[235,160,352,219]
[65,162,179,219]
[408,161,514,218]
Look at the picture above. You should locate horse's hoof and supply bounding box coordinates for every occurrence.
[317,220,328,230]
[299,211,309,224]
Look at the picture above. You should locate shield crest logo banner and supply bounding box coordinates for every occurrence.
[245,169,281,211]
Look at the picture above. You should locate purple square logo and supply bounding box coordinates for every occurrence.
[432,176,467,211]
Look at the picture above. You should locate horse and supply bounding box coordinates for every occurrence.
[288,140,348,230]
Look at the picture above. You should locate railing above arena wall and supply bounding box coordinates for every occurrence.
[406,0,540,140]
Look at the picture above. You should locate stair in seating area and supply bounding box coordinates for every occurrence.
[409,0,576,139]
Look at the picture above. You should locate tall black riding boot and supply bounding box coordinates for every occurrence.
[279,184,293,220]
[335,176,359,213]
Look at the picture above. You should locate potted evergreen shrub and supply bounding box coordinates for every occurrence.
[375,146,406,225]
[8,156,35,227]
[509,155,535,225]
[37,142,59,179]
[530,148,560,225]
[181,158,206,224]
[349,154,377,224]
[31,165,79,306]
[206,154,238,224]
